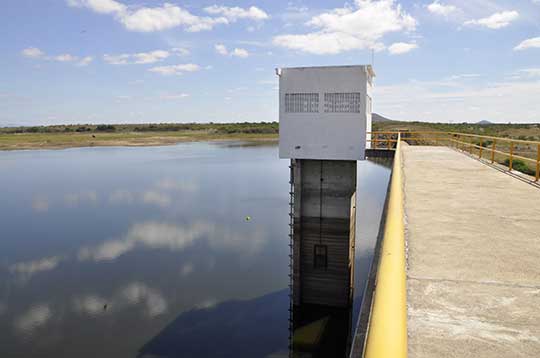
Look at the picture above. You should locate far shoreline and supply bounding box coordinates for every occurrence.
[0,132,278,151]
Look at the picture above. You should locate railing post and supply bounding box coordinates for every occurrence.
[509,142,514,171]
[491,140,496,163]
[387,135,391,150]
[479,138,483,159]
[536,144,540,182]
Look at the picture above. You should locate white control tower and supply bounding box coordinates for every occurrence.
[279,65,375,308]
[279,65,374,161]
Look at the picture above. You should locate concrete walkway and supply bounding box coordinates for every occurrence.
[402,145,540,358]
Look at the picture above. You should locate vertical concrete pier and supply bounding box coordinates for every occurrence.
[292,159,357,307]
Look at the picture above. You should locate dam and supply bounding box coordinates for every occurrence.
[352,133,540,358]
[277,64,540,358]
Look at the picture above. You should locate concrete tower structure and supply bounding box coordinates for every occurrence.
[279,65,374,308]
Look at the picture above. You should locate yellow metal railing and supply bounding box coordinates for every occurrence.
[364,133,407,358]
[368,131,540,182]
[363,130,540,357]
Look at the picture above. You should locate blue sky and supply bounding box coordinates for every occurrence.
[1,0,540,125]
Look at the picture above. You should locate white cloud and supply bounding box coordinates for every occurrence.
[446,73,481,80]
[67,0,230,32]
[103,54,129,65]
[14,304,52,333]
[159,93,190,100]
[215,44,228,55]
[104,50,169,65]
[67,0,125,14]
[231,48,249,58]
[464,10,519,29]
[54,54,78,62]
[514,37,540,50]
[215,44,249,58]
[77,56,94,66]
[121,3,228,32]
[21,47,44,58]
[171,47,190,56]
[388,42,418,54]
[273,0,416,55]
[148,63,201,75]
[203,5,269,22]
[124,50,169,64]
[21,47,93,66]
[10,256,62,277]
[426,1,457,16]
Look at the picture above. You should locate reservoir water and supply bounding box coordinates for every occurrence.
[0,142,391,357]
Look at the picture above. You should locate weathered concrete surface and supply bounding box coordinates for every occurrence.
[402,146,540,358]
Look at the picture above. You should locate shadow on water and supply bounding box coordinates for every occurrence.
[137,289,290,358]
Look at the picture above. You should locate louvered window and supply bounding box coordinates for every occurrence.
[324,92,361,113]
[284,93,319,113]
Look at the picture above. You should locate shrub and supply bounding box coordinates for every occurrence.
[96,124,116,132]
[502,159,535,176]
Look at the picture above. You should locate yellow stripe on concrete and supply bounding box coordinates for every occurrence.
[364,135,407,358]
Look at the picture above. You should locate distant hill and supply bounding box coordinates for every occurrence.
[477,120,492,125]
[372,113,394,123]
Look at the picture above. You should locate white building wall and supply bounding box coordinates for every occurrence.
[279,65,374,160]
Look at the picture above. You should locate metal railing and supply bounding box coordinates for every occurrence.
[362,130,540,358]
[368,131,540,182]
[363,133,407,358]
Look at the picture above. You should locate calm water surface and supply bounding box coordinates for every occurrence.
[0,142,390,358]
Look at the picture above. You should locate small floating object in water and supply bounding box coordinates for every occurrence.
[245,216,251,222]
[103,304,108,311]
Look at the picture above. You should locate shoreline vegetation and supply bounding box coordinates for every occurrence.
[0,122,279,150]
[1,120,540,151]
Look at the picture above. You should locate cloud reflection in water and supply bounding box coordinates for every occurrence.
[14,304,52,334]
[77,221,266,262]
[73,282,168,318]
[9,256,63,278]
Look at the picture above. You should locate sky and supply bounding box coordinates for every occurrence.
[1,0,540,126]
